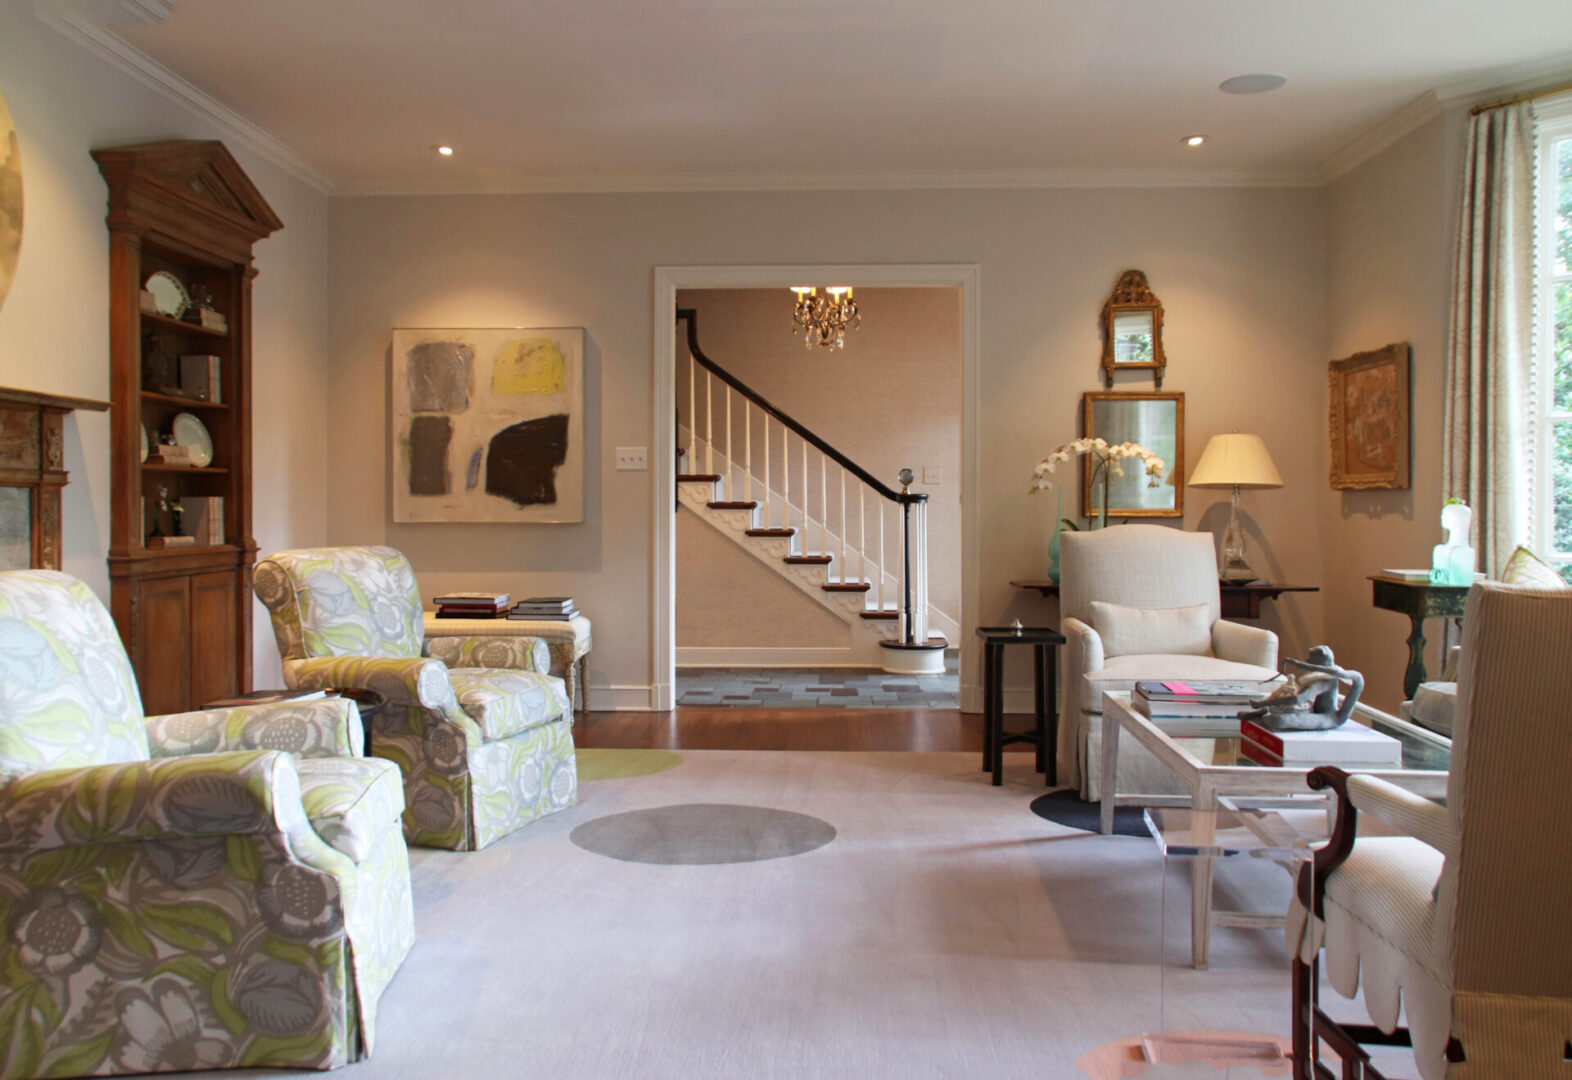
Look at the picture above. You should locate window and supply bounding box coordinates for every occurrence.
[1535,98,1572,582]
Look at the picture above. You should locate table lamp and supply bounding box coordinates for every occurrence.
[1188,433,1283,583]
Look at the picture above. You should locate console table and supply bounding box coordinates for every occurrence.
[1011,580,1317,620]
[1368,575,1470,698]
[423,613,592,715]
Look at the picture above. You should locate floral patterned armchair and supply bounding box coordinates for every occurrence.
[0,570,414,1078]
[253,546,577,851]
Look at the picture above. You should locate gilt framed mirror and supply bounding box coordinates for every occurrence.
[1080,391,1184,520]
[1100,269,1166,388]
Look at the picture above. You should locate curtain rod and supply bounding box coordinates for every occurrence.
[1470,78,1572,115]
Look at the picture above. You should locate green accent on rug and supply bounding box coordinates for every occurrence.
[576,748,683,781]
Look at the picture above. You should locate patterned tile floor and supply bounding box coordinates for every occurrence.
[676,653,959,709]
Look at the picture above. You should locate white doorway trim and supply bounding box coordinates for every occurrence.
[651,264,981,711]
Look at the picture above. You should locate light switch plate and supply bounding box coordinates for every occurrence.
[922,467,942,484]
[615,447,648,471]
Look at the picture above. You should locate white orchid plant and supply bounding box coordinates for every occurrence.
[1030,438,1166,527]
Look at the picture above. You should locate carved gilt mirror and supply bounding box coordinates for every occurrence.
[1101,269,1166,388]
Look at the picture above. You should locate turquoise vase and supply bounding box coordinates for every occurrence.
[1047,489,1063,582]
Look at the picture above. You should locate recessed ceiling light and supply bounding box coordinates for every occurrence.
[435,145,455,157]
[1183,135,1206,147]
[1220,73,1287,95]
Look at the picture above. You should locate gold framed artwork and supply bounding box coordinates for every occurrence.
[1328,342,1410,491]
[1080,390,1185,520]
[0,82,22,315]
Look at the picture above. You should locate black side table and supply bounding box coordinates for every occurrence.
[976,625,1065,787]
[327,688,388,754]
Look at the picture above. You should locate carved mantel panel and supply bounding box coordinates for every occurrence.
[0,386,109,570]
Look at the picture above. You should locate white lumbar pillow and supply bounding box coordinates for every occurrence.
[1090,600,1212,658]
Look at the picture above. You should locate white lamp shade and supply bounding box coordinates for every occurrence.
[1188,433,1283,489]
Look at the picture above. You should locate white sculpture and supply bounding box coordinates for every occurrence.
[1430,499,1476,586]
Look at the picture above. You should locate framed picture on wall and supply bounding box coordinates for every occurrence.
[391,327,585,522]
[1328,342,1410,491]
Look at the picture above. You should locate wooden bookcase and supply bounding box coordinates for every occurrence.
[94,141,283,715]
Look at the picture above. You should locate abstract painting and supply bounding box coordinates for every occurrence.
[392,328,584,522]
[1328,342,1410,490]
[0,83,22,315]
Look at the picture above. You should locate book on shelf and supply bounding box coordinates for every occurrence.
[146,444,196,465]
[147,535,196,548]
[1239,738,1401,771]
[1238,718,1402,765]
[434,591,511,606]
[183,496,224,546]
[179,354,222,403]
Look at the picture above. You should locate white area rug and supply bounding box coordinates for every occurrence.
[196,751,1333,1079]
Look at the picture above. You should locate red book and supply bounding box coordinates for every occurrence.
[1239,719,1401,764]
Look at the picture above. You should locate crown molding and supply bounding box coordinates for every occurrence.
[333,167,1325,198]
[1318,91,1445,182]
[1432,50,1572,107]
[35,1,333,193]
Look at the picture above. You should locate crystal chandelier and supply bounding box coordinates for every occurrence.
[790,286,860,349]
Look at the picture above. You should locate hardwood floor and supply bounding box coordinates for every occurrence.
[574,706,1041,753]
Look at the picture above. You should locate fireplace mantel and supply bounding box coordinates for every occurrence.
[0,385,109,570]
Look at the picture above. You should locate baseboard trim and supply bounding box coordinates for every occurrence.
[677,646,873,668]
[585,685,659,711]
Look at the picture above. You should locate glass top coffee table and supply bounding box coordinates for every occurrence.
[1099,691,1451,968]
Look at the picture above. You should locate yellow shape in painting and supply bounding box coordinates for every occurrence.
[491,337,565,395]
[0,86,23,316]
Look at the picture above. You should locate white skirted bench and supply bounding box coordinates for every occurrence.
[424,612,593,714]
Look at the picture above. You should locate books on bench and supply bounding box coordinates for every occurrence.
[434,591,511,619]
[510,597,578,621]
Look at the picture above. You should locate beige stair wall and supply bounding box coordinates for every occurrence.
[676,506,850,649]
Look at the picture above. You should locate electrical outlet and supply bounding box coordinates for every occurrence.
[922,466,942,485]
[615,447,648,471]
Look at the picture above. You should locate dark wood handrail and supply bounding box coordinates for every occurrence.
[677,307,926,506]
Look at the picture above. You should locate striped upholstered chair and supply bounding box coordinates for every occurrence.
[254,546,576,851]
[1288,582,1572,1079]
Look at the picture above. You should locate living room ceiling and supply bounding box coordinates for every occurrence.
[76,0,1572,192]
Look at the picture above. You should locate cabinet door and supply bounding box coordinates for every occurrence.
[137,575,190,716]
[190,570,238,706]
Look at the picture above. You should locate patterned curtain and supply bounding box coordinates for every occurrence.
[1443,101,1538,576]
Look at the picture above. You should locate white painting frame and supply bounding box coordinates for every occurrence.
[392,327,584,523]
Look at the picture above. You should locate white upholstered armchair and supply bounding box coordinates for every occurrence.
[1058,524,1278,800]
[1289,582,1572,1080]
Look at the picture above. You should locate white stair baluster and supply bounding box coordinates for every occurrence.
[820,453,828,561]
[858,487,866,596]
[802,440,809,538]
[724,386,732,502]
[744,402,752,505]
[705,370,713,476]
[839,469,847,581]
[878,500,886,612]
[687,354,695,474]
[762,414,769,526]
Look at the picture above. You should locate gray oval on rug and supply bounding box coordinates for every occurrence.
[570,803,837,865]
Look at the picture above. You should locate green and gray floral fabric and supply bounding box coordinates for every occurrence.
[256,547,578,851]
[0,570,414,1078]
[253,548,424,662]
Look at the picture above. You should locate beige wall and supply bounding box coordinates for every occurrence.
[676,508,849,648]
[328,184,1330,704]
[1321,110,1468,710]
[0,7,332,688]
[675,286,961,626]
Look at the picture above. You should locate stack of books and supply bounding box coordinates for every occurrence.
[434,592,511,619]
[1132,679,1283,719]
[1239,718,1403,770]
[510,597,578,621]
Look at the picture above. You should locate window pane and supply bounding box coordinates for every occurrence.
[1560,136,1572,276]
[1557,422,1572,555]
[1559,281,1572,412]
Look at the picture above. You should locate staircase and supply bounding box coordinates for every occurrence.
[677,308,950,674]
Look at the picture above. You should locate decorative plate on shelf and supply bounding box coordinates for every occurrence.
[171,412,212,467]
[139,421,148,464]
[144,271,189,318]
